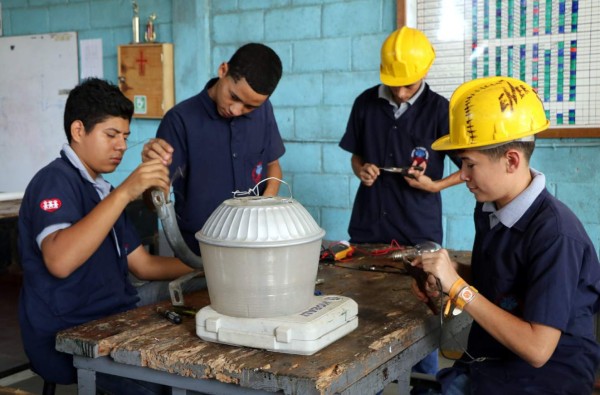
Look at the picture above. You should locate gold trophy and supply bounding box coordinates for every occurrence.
[145,13,157,43]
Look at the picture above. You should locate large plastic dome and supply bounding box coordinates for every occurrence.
[195,196,326,318]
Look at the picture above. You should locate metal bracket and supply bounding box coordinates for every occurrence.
[169,269,204,306]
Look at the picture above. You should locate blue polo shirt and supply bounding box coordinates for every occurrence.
[458,171,600,394]
[157,78,285,254]
[339,83,456,245]
[18,148,141,384]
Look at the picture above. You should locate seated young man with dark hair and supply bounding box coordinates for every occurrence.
[19,77,195,394]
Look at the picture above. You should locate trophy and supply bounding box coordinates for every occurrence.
[132,1,140,43]
[145,13,157,43]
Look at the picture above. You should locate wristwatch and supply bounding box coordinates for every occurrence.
[452,285,478,315]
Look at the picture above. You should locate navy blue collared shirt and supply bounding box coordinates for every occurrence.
[339,83,456,245]
[18,149,141,384]
[157,78,285,254]
[463,176,600,394]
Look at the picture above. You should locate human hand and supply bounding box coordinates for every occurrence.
[358,163,380,186]
[410,272,441,301]
[117,159,171,202]
[142,138,174,166]
[407,159,426,178]
[404,161,437,193]
[416,249,460,293]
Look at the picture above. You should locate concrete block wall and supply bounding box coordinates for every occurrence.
[3,0,600,253]
[209,0,396,242]
[532,141,600,254]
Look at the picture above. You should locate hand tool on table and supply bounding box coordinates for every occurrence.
[156,306,182,324]
[320,242,355,262]
[358,263,405,273]
[329,242,442,314]
[388,241,442,315]
[379,165,423,179]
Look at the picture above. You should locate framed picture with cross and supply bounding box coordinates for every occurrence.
[117,43,174,119]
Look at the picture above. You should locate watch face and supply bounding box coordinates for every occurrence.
[461,288,475,301]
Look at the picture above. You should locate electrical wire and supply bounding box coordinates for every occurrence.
[435,278,496,364]
[323,240,494,363]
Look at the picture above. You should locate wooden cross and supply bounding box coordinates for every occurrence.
[135,50,148,76]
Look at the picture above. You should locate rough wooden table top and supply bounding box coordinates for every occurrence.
[0,199,21,221]
[57,248,472,394]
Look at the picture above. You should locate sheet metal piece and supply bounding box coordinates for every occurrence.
[151,189,204,270]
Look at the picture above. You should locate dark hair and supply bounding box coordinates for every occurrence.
[63,78,134,143]
[479,141,535,161]
[453,141,536,162]
[227,43,283,96]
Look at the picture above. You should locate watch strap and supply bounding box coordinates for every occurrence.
[454,285,478,310]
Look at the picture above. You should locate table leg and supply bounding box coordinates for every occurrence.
[75,362,96,395]
[395,375,410,394]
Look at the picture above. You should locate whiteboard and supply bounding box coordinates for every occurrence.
[0,32,79,192]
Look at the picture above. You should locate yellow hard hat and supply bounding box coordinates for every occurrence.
[431,76,550,151]
[380,27,435,86]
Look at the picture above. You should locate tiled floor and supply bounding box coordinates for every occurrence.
[0,370,76,394]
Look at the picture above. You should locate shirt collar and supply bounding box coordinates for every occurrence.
[62,143,112,199]
[483,168,546,229]
[378,80,425,107]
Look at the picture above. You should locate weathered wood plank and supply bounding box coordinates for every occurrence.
[0,199,21,220]
[57,249,472,394]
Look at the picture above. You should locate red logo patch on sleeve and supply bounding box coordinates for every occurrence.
[40,199,62,212]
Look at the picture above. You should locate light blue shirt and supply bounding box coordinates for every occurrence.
[378,80,426,119]
[482,168,545,229]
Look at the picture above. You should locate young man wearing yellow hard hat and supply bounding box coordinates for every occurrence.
[339,26,463,394]
[339,26,462,246]
[412,76,600,394]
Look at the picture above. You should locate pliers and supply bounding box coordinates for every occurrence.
[378,165,423,179]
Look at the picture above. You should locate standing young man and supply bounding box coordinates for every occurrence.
[414,76,600,394]
[339,26,462,247]
[142,43,285,254]
[339,27,463,393]
[19,78,194,392]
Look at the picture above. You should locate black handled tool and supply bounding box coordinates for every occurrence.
[156,306,182,324]
[379,165,424,179]
[390,242,441,315]
[402,263,440,315]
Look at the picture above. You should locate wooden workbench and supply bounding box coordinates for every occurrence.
[56,251,472,395]
[0,199,21,222]
[0,199,22,269]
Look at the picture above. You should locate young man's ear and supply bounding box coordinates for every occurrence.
[70,120,85,143]
[504,149,521,173]
[217,62,229,78]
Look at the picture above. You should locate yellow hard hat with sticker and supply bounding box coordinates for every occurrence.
[432,76,550,151]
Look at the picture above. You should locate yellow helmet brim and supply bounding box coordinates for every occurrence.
[432,76,550,151]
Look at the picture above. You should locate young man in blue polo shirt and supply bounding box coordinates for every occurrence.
[142,43,285,255]
[339,27,463,393]
[339,27,463,246]
[413,76,600,394]
[19,78,195,392]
